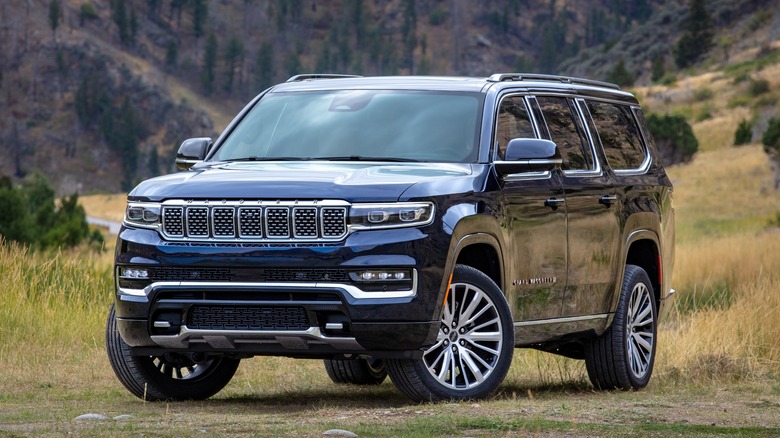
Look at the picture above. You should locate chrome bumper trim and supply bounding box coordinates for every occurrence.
[150,326,362,350]
[117,273,417,300]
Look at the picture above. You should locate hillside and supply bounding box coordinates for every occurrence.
[0,0,779,194]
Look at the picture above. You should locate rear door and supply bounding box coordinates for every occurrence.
[533,95,621,318]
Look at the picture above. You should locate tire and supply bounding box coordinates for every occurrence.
[585,264,657,390]
[105,304,240,401]
[386,265,514,402]
[323,357,387,385]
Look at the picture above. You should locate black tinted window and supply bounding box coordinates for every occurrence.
[496,96,535,160]
[587,101,646,170]
[536,96,593,171]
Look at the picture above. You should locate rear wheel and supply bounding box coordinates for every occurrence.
[106,304,240,401]
[585,265,657,390]
[323,357,387,385]
[386,265,514,402]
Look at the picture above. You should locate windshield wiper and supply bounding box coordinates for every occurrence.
[312,156,420,162]
[228,156,312,162]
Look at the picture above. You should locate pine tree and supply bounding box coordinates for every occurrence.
[202,34,218,94]
[192,0,207,38]
[165,40,179,68]
[651,55,666,82]
[130,6,138,45]
[608,59,634,87]
[224,37,245,93]
[674,0,713,68]
[254,41,274,90]
[113,0,130,45]
[48,0,61,40]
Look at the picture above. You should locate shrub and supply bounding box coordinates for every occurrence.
[734,119,753,146]
[429,9,446,26]
[692,87,713,102]
[748,78,770,97]
[646,113,698,166]
[763,117,780,155]
[0,174,103,251]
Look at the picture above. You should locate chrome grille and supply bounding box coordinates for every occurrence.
[212,207,236,237]
[163,207,184,236]
[322,207,347,237]
[266,207,290,238]
[159,201,348,242]
[293,208,318,237]
[238,207,263,237]
[186,207,209,236]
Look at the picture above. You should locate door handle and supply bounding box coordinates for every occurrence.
[544,198,565,210]
[599,195,618,207]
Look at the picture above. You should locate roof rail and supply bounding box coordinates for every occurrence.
[487,73,620,90]
[286,74,364,82]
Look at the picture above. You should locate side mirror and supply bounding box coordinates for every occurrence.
[175,137,212,170]
[494,138,562,175]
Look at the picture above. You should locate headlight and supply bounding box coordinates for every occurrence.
[349,202,434,230]
[124,202,161,229]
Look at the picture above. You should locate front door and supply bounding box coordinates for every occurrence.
[495,94,568,323]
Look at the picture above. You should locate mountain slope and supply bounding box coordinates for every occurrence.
[0,0,778,193]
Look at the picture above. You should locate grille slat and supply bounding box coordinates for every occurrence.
[159,202,348,242]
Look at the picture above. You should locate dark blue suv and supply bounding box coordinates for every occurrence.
[106,74,675,402]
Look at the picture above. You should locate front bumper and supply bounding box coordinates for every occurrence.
[114,225,448,358]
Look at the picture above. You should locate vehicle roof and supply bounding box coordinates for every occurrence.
[268,75,638,103]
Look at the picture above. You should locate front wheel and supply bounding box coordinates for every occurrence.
[106,304,240,401]
[585,264,657,390]
[386,265,514,402]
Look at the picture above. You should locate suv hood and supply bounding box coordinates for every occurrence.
[129,162,477,202]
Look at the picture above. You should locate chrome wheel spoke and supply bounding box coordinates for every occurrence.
[460,350,486,384]
[626,282,654,379]
[467,330,502,343]
[469,317,500,334]
[467,339,499,356]
[458,289,484,322]
[633,332,653,353]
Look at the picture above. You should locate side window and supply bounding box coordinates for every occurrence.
[496,96,535,160]
[587,101,647,170]
[536,96,593,171]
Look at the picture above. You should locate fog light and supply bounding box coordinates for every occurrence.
[352,269,412,282]
[121,267,150,279]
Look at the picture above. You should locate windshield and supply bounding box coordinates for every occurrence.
[210,90,483,163]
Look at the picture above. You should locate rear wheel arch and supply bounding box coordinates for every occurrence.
[624,232,662,303]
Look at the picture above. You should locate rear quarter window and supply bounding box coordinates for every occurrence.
[586,101,647,170]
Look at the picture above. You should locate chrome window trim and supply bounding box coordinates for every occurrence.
[586,101,651,176]
[534,94,600,177]
[561,98,603,178]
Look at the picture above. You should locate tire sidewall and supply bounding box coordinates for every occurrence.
[614,265,657,389]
